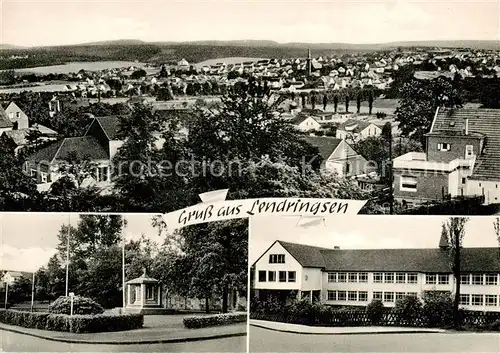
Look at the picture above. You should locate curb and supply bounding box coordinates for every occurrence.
[250,323,446,336]
[0,326,247,345]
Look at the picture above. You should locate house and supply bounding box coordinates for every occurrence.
[0,105,14,134]
[252,239,500,312]
[23,116,124,190]
[336,120,383,141]
[2,271,33,286]
[291,115,322,131]
[304,136,368,177]
[1,124,58,155]
[393,108,500,206]
[3,102,29,129]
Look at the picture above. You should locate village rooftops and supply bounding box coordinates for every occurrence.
[255,240,500,273]
[303,136,343,161]
[28,136,109,163]
[0,105,13,129]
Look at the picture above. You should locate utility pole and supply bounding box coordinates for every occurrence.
[31,272,35,312]
[122,217,126,310]
[65,214,70,297]
[4,282,8,309]
[388,127,394,215]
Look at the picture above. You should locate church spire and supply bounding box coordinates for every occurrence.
[307,48,312,76]
[439,223,449,249]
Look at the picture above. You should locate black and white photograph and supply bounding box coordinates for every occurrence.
[1,0,499,215]
[249,215,500,352]
[0,213,247,352]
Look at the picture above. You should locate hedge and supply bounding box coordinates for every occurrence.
[0,309,143,333]
[48,296,104,315]
[183,312,247,329]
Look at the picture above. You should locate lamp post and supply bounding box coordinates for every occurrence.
[65,214,71,297]
[30,272,35,312]
[122,218,126,311]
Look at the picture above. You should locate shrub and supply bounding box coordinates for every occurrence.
[183,312,247,329]
[394,296,423,325]
[422,291,454,328]
[366,299,384,324]
[48,296,104,315]
[0,308,143,333]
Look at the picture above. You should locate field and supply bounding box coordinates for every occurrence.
[13,61,147,75]
[195,57,267,68]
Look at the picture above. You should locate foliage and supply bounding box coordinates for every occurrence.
[130,69,147,79]
[422,291,455,327]
[183,312,247,329]
[366,299,385,324]
[48,296,104,315]
[394,296,423,325]
[0,309,143,333]
[7,276,33,304]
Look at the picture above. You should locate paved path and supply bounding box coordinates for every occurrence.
[250,319,446,335]
[250,326,500,352]
[1,329,246,352]
[0,315,246,344]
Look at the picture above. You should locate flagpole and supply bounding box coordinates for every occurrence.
[122,217,126,310]
[31,272,35,312]
[65,214,70,297]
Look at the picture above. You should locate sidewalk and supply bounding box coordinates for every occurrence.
[0,317,246,345]
[250,319,446,335]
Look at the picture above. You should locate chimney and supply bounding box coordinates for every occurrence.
[464,118,469,135]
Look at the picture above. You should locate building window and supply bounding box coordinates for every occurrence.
[437,142,451,151]
[485,295,497,306]
[373,273,383,283]
[327,290,336,301]
[395,292,405,301]
[337,291,347,301]
[383,292,394,303]
[461,178,466,184]
[269,254,285,264]
[338,273,347,283]
[407,273,418,284]
[268,271,276,282]
[396,273,406,284]
[407,292,418,298]
[471,294,483,306]
[41,172,48,183]
[16,112,20,118]
[30,169,37,177]
[485,274,498,286]
[348,291,357,301]
[328,273,337,282]
[359,291,368,302]
[461,274,470,285]
[258,271,266,282]
[384,272,394,284]
[400,175,417,192]
[146,286,155,300]
[459,294,470,306]
[425,274,437,285]
[472,274,483,285]
[279,271,287,282]
[97,166,109,182]
[438,274,449,285]
[348,273,358,283]
[288,271,296,282]
[465,145,474,158]
[373,292,382,301]
[359,273,368,283]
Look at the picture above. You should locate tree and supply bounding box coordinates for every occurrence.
[442,217,469,329]
[395,77,463,146]
[356,92,361,113]
[368,90,374,115]
[0,70,16,85]
[345,93,350,112]
[157,87,174,101]
[333,94,338,113]
[323,94,328,110]
[130,69,147,80]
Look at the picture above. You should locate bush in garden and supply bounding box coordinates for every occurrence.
[366,299,385,324]
[394,296,423,325]
[422,291,454,328]
[183,312,247,329]
[48,296,104,315]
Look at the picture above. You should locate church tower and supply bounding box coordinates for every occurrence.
[307,49,312,76]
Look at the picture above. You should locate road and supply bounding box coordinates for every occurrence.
[0,330,246,352]
[250,326,500,353]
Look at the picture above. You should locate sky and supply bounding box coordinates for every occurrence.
[0,213,162,272]
[249,215,500,264]
[2,0,499,47]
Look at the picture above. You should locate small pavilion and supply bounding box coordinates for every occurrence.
[125,270,163,314]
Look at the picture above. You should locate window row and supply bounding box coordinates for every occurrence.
[327,272,368,283]
[268,254,285,264]
[258,270,295,283]
[372,291,418,303]
[372,272,418,284]
[460,274,498,286]
[460,294,499,307]
[327,290,368,302]
[425,274,450,285]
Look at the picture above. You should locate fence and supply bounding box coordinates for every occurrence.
[251,310,500,328]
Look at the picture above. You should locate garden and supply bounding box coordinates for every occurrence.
[250,292,500,331]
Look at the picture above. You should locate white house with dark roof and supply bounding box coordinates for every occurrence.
[291,115,322,132]
[336,119,383,141]
[3,102,29,130]
[252,238,500,312]
[0,105,14,134]
[393,107,500,206]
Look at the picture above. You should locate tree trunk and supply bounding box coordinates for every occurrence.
[222,284,229,313]
[205,297,210,313]
[454,231,461,329]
